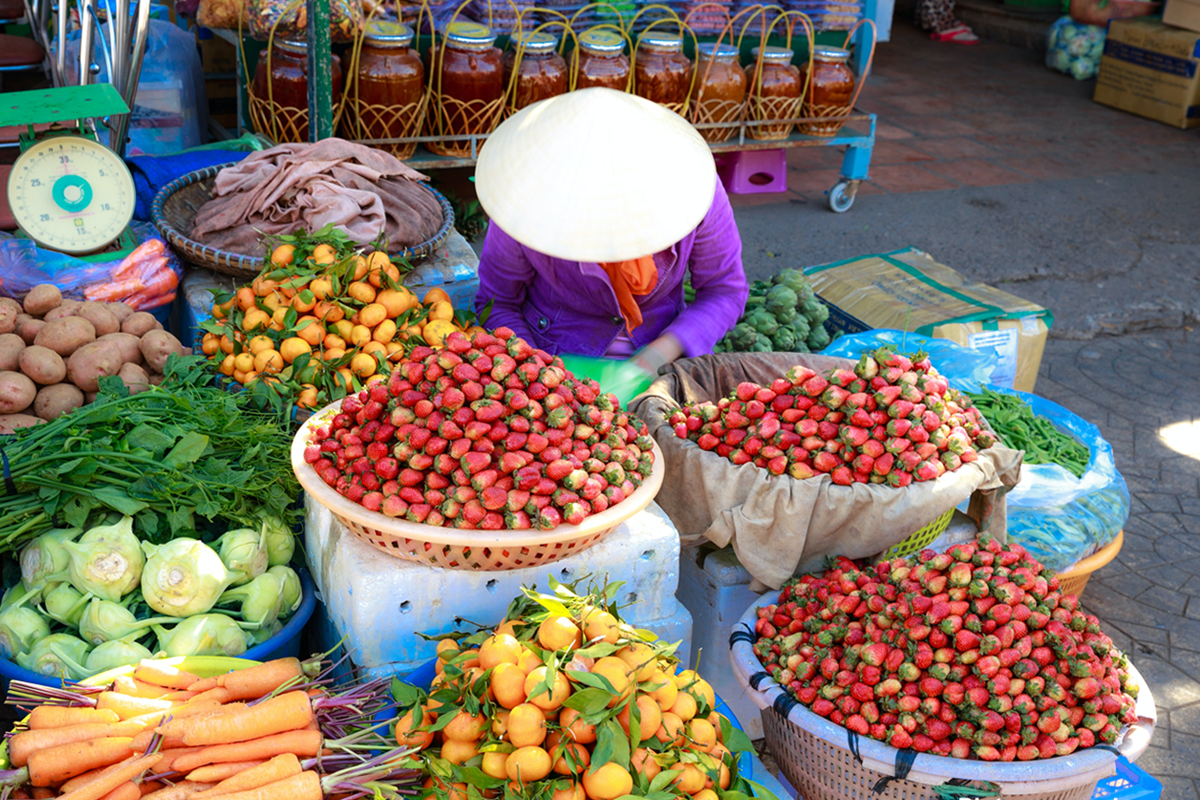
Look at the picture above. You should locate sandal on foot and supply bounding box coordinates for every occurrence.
[931,24,980,43]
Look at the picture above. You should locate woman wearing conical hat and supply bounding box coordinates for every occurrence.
[473,88,748,378]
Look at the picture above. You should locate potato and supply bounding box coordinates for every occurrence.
[85,391,98,403]
[121,312,158,337]
[18,346,66,385]
[17,320,44,346]
[14,314,31,328]
[66,340,122,392]
[0,302,17,335]
[107,302,134,323]
[0,371,37,414]
[76,302,121,336]
[118,363,151,395]
[148,376,163,387]
[43,300,79,322]
[35,317,96,357]
[0,413,44,434]
[139,330,184,374]
[33,383,84,421]
[23,284,62,317]
[99,332,143,365]
[0,334,24,371]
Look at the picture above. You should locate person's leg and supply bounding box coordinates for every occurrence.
[923,0,981,43]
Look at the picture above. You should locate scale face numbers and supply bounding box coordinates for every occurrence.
[8,136,135,255]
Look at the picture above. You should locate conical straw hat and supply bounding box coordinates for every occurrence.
[474,88,717,263]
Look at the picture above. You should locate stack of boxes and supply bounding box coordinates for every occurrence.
[1093,9,1200,129]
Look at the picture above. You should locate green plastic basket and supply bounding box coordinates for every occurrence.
[882,507,955,560]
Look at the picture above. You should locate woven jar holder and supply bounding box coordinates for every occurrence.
[741,7,812,141]
[502,14,578,118]
[798,16,875,137]
[684,4,746,143]
[629,8,697,118]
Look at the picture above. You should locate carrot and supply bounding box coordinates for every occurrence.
[29,737,135,787]
[129,699,227,733]
[140,783,164,797]
[185,762,265,783]
[187,688,233,706]
[13,788,31,799]
[9,722,145,767]
[219,771,321,800]
[135,661,201,691]
[141,704,247,751]
[97,693,175,720]
[114,677,175,700]
[164,691,197,702]
[28,707,121,730]
[98,782,141,800]
[57,753,163,800]
[113,241,166,278]
[32,789,55,799]
[182,692,313,747]
[193,755,301,798]
[172,730,322,773]
[152,748,208,773]
[141,782,216,800]
[186,678,219,693]
[62,768,109,793]
[216,660,302,701]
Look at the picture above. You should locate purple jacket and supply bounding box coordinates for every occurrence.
[474,181,748,358]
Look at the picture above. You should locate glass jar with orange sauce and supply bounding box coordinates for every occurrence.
[745,45,800,140]
[690,42,746,143]
[799,45,856,136]
[346,21,425,156]
[503,30,568,111]
[429,21,504,155]
[573,28,629,91]
[252,38,343,142]
[634,33,691,113]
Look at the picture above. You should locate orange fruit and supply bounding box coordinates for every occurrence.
[423,319,457,348]
[669,691,698,722]
[647,670,678,710]
[551,741,590,776]
[672,763,706,795]
[480,751,509,780]
[695,790,719,800]
[271,244,295,265]
[311,244,337,266]
[279,337,310,364]
[218,354,235,376]
[423,287,452,305]
[517,648,542,675]
[309,277,334,300]
[505,746,552,784]
[241,309,271,332]
[372,319,398,344]
[538,616,583,652]
[686,718,717,751]
[617,694,662,741]
[295,317,324,346]
[359,303,388,328]
[676,672,716,710]
[491,709,510,738]
[579,607,619,645]
[558,707,596,744]
[507,703,547,748]
[442,710,487,742]
[699,754,730,790]
[247,335,273,355]
[394,705,433,750]
[496,620,525,637]
[439,738,478,765]
[590,657,634,706]
[655,712,685,746]
[347,281,376,304]
[233,352,255,373]
[551,782,586,800]
[350,352,377,378]
[615,643,658,683]
[428,300,454,323]
[524,667,571,712]
[424,777,469,800]
[253,350,284,374]
[491,662,528,709]
[236,286,257,311]
[297,385,319,410]
[630,748,660,780]
[479,633,522,670]
[582,763,632,800]
[377,288,417,317]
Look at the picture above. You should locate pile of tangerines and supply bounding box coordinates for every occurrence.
[394,582,765,800]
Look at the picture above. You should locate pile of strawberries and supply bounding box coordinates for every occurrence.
[303,328,656,530]
[752,536,1139,762]
[668,350,997,486]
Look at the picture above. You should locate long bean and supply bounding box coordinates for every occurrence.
[966,388,1090,477]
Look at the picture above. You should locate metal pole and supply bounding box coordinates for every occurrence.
[306,0,333,141]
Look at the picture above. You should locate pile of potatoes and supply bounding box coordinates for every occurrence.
[0,284,189,433]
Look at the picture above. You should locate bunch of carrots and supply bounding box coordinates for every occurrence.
[82,240,180,312]
[2,657,416,800]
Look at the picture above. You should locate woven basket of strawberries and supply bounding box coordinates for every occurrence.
[629,350,1024,589]
[291,327,665,570]
[728,538,1156,800]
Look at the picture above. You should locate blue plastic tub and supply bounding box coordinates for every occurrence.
[0,568,317,691]
[1092,757,1161,800]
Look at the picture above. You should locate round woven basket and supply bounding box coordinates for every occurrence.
[729,592,1157,800]
[150,163,456,279]
[1055,530,1123,597]
[291,398,666,571]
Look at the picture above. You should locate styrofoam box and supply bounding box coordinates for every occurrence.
[305,494,692,675]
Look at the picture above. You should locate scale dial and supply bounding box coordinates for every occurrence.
[7,135,135,255]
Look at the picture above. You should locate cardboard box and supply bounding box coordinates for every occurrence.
[804,248,1052,393]
[1094,19,1200,129]
[205,77,239,129]
[1165,0,1200,34]
[199,32,238,75]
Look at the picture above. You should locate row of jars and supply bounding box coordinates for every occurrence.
[250,19,857,149]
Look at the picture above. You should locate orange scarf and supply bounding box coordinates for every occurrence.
[599,257,658,334]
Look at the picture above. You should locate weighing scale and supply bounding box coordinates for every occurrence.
[1,84,138,260]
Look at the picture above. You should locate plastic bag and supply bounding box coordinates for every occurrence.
[985,386,1128,573]
[819,329,998,392]
[0,223,183,311]
[558,354,652,408]
[1046,16,1106,80]
[249,0,364,41]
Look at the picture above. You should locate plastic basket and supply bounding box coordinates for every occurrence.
[1091,756,1161,800]
[728,592,1157,800]
[881,507,955,560]
[292,399,666,571]
[1055,530,1123,598]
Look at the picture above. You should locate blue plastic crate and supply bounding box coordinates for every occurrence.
[1092,757,1161,800]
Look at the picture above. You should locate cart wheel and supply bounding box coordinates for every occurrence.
[828,181,855,213]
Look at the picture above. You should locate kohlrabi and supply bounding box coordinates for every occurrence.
[268,565,303,619]
[78,598,177,646]
[16,634,91,679]
[63,517,144,602]
[84,639,155,674]
[20,528,79,593]
[0,589,51,658]
[218,572,283,629]
[141,538,235,617]
[216,528,268,587]
[261,516,296,568]
[248,620,283,646]
[153,613,251,657]
[41,582,90,627]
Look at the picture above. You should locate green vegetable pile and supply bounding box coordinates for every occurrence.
[0,356,301,554]
[966,387,1090,477]
[713,268,832,353]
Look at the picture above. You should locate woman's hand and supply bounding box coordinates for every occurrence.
[628,334,684,377]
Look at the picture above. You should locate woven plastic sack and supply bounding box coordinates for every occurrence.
[984,385,1129,573]
[820,329,997,392]
[249,0,363,42]
[197,0,247,29]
